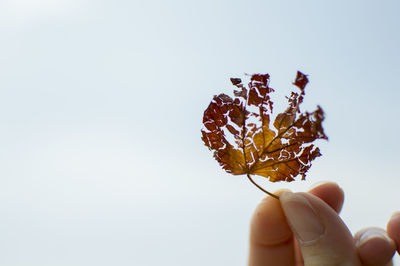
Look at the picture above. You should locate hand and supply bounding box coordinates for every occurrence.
[248,182,400,265]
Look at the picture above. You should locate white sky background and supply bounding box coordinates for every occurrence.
[0,0,399,265]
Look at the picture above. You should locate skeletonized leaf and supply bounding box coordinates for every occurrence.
[201,71,327,183]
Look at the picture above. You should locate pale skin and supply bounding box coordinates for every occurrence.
[248,182,400,266]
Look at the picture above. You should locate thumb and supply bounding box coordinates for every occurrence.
[280,192,361,266]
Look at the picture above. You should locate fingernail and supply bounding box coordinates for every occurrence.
[356,228,394,248]
[280,192,324,244]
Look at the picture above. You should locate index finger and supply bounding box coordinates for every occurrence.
[248,190,295,266]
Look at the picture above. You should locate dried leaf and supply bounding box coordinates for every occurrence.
[201,71,327,183]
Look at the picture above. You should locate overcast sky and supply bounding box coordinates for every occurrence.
[0,0,399,265]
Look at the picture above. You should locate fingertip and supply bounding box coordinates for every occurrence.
[249,189,296,266]
[250,189,292,246]
[308,182,344,213]
[355,228,396,266]
[308,180,336,190]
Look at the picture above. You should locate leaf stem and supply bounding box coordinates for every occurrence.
[246,174,279,199]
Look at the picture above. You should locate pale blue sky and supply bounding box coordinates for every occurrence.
[0,0,399,265]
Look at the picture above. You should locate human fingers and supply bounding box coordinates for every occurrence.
[280,192,361,266]
[248,190,295,266]
[354,227,396,266]
[387,212,400,254]
[248,182,345,266]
